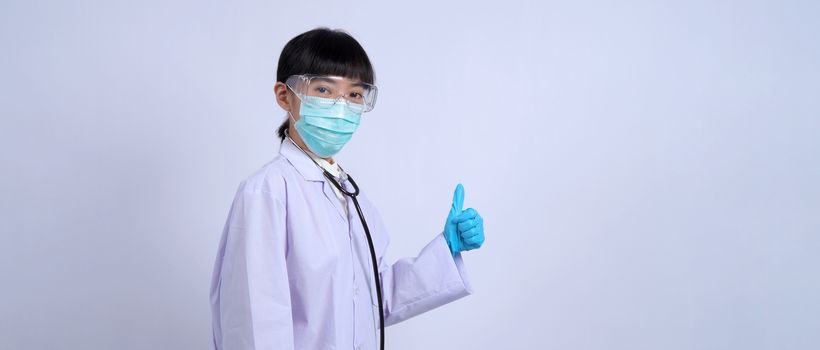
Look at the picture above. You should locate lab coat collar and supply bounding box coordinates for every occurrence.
[279,138,326,182]
[279,137,351,224]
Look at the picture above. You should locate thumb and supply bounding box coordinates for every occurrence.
[450,183,465,217]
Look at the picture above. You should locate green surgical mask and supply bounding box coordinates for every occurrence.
[289,95,363,157]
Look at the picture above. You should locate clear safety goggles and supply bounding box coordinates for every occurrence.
[285,74,378,113]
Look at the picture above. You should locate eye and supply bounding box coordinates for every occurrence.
[311,84,334,95]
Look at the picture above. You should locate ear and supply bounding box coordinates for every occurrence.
[274,82,294,112]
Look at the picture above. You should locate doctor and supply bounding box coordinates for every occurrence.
[210,27,486,350]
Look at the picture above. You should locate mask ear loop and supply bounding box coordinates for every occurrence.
[286,111,322,159]
[285,81,303,125]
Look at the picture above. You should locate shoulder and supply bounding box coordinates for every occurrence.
[235,154,298,200]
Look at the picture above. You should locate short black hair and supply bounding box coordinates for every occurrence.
[275,28,375,141]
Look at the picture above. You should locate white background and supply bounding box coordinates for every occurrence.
[1,0,819,349]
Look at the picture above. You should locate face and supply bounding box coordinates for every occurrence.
[274,75,372,158]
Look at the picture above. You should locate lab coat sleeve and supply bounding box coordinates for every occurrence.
[374,213,474,326]
[213,182,293,349]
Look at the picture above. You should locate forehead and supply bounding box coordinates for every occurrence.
[308,75,368,88]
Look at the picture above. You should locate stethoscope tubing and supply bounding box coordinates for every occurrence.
[286,134,385,350]
[322,171,385,350]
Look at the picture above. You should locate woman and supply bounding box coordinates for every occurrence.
[210,28,486,350]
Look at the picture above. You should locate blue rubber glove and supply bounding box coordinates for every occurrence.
[444,184,485,257]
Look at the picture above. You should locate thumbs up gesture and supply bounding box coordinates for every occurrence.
[443,184,485,257]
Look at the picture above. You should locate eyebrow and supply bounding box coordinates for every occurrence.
[312,77,339,85]
[312,77,369,89]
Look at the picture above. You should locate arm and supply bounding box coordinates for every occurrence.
[372,183,485,326]
[378,232,474,327]
[212,182,293,349]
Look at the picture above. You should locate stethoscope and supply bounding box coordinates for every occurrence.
[286,134,386,350]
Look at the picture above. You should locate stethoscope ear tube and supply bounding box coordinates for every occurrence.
[323,170,385,350]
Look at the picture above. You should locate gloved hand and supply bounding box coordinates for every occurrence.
[444,183,485,257]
